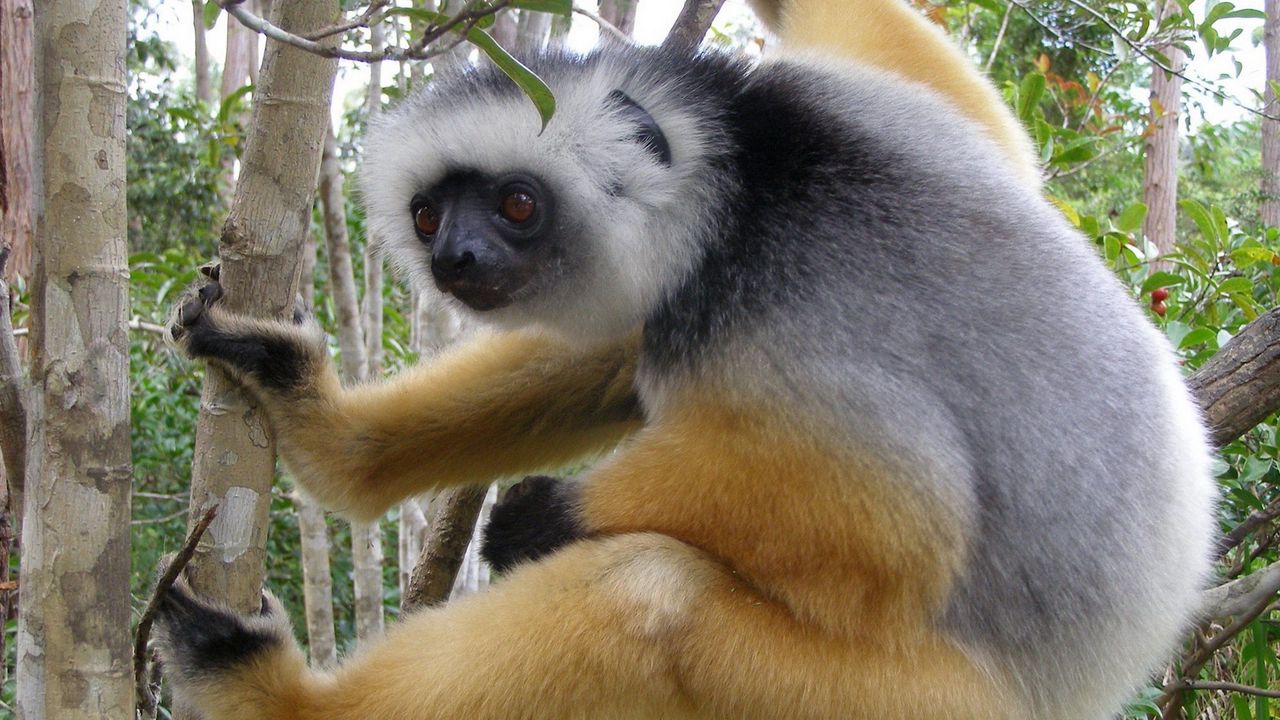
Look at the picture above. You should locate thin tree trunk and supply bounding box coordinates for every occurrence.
[1262,0,1280,228]
[548,11,572,49]
[297,495,338,667]
[17,1,131,717]
[1141,0,1185,265]
[191,0,211,104]
[403,485,490,612]
[398,497,428,598]
[662,0,725,51]
[319,128,367,382]
[363,22,385,377]
[179,2,339,700]
[219,4,256,194]
[450,483,496,600]
[598,0,638,36]
[517,8,553,49]
[492,9,519,47]
[320,122,385,644]
[294,237,338,668]
[1,0,35,282]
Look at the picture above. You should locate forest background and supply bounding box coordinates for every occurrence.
[2,0,1280,717]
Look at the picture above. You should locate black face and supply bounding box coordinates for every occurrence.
[410,171,555,311]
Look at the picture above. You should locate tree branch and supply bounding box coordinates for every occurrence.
[661,0,727,51]
[402,484,489,612]
[0,277,26,526]
[1186,306,1280,448]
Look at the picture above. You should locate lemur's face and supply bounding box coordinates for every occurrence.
[408,170,558,312]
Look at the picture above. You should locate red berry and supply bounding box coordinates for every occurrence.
[1151,287,1170,303]
[1151,300,1167,317]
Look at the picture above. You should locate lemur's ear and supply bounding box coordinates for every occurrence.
[607,90,672,166]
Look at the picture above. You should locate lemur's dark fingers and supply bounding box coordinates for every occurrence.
[170,280,223,341]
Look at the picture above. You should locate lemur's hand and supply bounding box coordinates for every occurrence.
[170,269,325,394]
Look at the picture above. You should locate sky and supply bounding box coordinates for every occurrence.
[148,0,1269,127]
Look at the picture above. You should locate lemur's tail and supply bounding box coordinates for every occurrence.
[748,0,1041,184]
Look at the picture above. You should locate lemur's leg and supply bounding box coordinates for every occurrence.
[155,530,1015,720]
[481,475,586,574]
[171,281,642,520]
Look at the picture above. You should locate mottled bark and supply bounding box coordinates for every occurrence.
[181,0,338,671]
[1141,0,1185,266]
[1262,0,1280,228]
[17,0,132,717]
[351,521,385,640]
[1,0,35,282]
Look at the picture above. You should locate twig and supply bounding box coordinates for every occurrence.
[1218,496,1280,555]
[571,5,631,44]
[984,3,1013,73]
[298,0,391,41]
[219,0,510,63]
[13,317,167,337]
[1173,680,1280,700]
[133,505,219,718]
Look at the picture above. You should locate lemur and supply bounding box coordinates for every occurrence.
[155,1,1216,718]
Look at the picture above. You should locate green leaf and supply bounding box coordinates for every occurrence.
[510,0,572,15]
[217,84,255,123]
[1139,271,1185,295]
[1217,276,1253,295]
[1179,199,1218,243]
[1177,327,1217,349]
[1115,203,1147,233]
[1164,320,1192,347]
[465,29,556,131]
[1016,73,1045,124]
[203,0,221,30]
[1230,246,1275,266]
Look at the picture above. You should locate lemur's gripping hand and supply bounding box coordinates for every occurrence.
[153,576,310,719]
[171,274,326,396]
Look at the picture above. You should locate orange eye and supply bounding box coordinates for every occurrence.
[500,192,536,224]
[414,205,440,236]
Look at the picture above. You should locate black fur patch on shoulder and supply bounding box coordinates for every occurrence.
[156,583,280,676]
[481,476,586,574]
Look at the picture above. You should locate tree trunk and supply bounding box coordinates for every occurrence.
[179,0,338,688]
[1,0,35,282]
[517,9,553,49]
[1262,0,1280,228]
[296,495,338,667]
[318,124,386,644]
[548,11,572,49]
[491,9,519,47]
[362,22,385,378]
[398,497,428,598]
[1141,0,1185,265]
[450,483,497,600]
[17,1,131,717]
[191,0,211,104]
[598,0,638,36]
[293,237,338,668]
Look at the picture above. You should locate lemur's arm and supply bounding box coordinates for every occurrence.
[172,283,641,520]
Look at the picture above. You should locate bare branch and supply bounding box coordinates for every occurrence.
[1200,560,1280,623]
[662,0,727,51]
[1218,496,1280,555]
[1173,681,1280,700]
[219,0,510,63]
[133,505,219,718]
[1186,306,1280,448]
[402,485,488,612]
